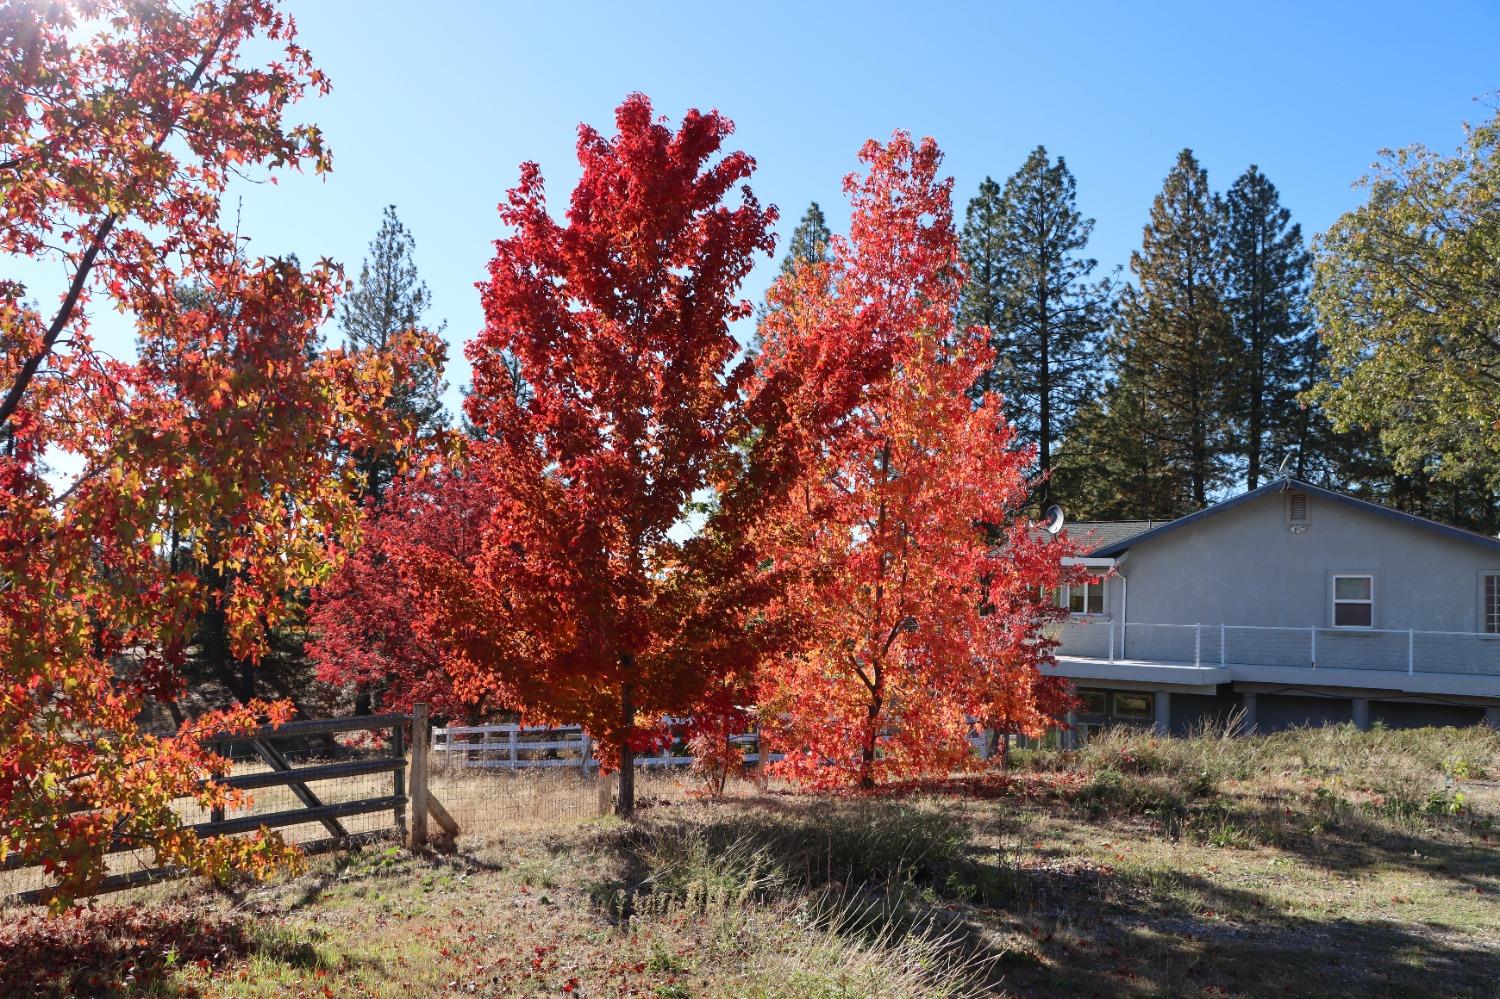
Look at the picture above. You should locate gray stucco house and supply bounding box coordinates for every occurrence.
[1047,477,1500,739]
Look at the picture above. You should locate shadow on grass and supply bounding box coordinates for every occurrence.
[1008,868,1500,998]
[0,904,252,999]
[582,792,1500,998]
[1072,768,1500,896]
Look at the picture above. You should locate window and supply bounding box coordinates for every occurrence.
[1484,572,1500,635]
[1112,693,1153,719]
[1332,574,1374,628]
[1056,578,1106,615]
[1078,690,1107,715]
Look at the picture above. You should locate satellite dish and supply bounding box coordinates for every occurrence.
[1276,453,1294,478]
[1042,504,1066,536]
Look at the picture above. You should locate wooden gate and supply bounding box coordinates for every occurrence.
[6,706,454,906]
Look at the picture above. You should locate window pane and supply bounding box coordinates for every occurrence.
[1079,691,1106,714]
[1113,693,1152,719]
[1334,576,1371,601]
[1087,587,1105,614]
[1334,603,1372,627]
[1486,574,1499,635]
[1069,588,1085,613]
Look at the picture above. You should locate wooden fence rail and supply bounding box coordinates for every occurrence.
[8,707,456,907]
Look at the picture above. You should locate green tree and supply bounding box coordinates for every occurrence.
[958,177,1006,394]
[1311,105,1500,510]
[340,205,449,503]
[779,201,832,276]
[1112,149,1235,512]
[751,202,833,360]
[1053,378,1187,520]
[960,150,1111,505]
[1224,166,1312,488]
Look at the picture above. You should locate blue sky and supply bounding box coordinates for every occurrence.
[221,0,1497,416]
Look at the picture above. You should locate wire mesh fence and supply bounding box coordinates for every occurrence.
[1,716,410,904]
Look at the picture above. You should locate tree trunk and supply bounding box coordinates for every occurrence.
[616,670,636,818]
[858,695,881,790]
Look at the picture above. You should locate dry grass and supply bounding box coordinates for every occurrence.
[3,723,1498,997]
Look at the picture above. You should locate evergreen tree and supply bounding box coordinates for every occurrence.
[339,205,448,503]
[750,202,834,360]
[960,150,1110,505]
[1224,166,1312,488]
[1111,149,1235,512]
[1053,376,1191,520]
[957,177,1006,397]
[778,201,832,276]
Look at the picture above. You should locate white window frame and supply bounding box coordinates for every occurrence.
[1481,570,1500,637]
[1330,573,1375,630]
[1058,578,1107,617]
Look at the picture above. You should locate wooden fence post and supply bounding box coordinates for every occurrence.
[597,769,613,817]
[408,703,430,849]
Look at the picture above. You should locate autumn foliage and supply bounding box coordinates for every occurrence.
[0,1,438,905]
[753,134,1075,788]
[4,0,1080,900]
[400,94,781,814]
[307,465,496,721]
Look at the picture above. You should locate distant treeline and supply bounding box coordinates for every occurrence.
[766,119,1499,533]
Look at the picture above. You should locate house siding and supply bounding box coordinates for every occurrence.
[1114,488,1497,635]
[1049,484,1500,736]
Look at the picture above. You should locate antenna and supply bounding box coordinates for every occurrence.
[1042,504,1065,536]
[1276,452,1294,478]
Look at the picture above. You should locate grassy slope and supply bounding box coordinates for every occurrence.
[3,723,1498,998]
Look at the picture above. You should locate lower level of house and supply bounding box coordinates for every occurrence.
[1049,666,1500,746]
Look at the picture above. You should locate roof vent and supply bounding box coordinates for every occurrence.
[1286,492,1309,531]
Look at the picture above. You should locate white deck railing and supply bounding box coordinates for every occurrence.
[1058,621,1500,676]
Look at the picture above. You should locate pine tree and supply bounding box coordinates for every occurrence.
[957,177,1006,397]
[340,205,448,503]
[779,202,832,276]
[1224,166,1311,488]
[960,150,1110,506]
[1053,376,1190,520]
[1112,149,1235,512]
[751,202,833,359]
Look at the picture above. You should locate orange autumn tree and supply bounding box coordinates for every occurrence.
[404,95,781,816]
[756,133,1075,789]
[0,1,438,905]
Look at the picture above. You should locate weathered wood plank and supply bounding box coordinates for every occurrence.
[186,795,406,839]
[427,793,459,838]
[218,756,406,791]
[206,714,406,742]
[10,830,396,907]
[408,704,429,848]
[248,738,347,839]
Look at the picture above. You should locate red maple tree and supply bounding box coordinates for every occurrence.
[0,1,438,905]
[754,133,1076,789]
[403,94,782,815]
[308,464,497,721]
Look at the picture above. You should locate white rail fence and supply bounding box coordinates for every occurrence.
[1059,620,1500,676]
[432,721,784,772]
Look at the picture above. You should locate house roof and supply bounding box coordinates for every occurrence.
[1063,521,1168,554]
[1087,478,1500,558]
